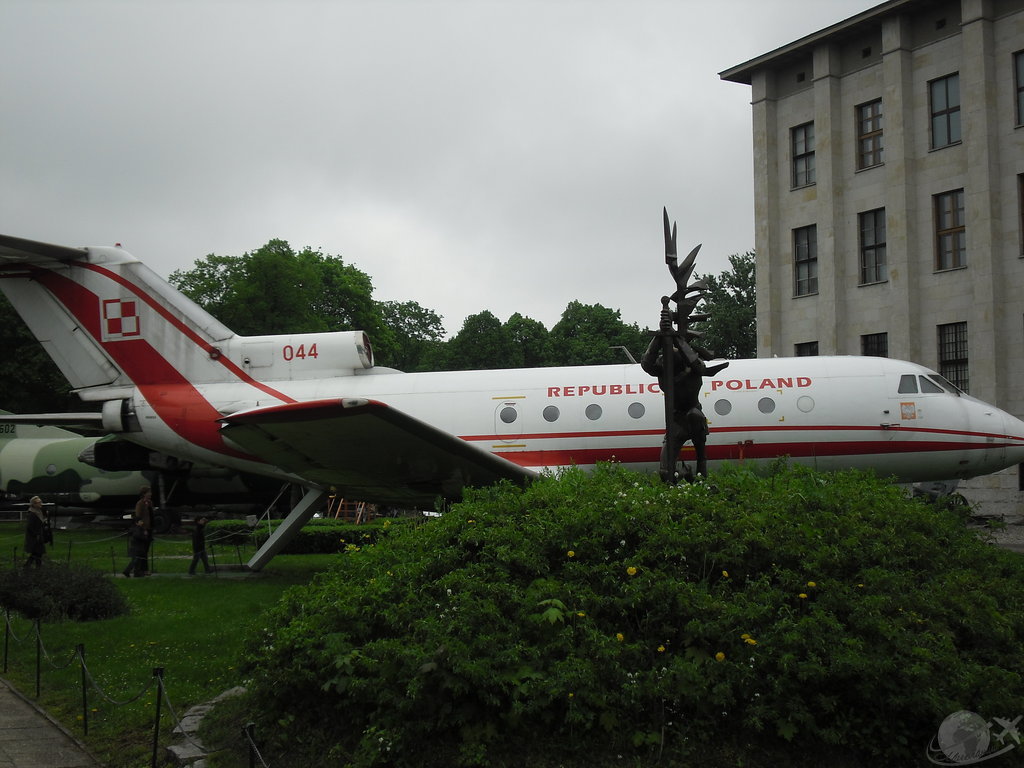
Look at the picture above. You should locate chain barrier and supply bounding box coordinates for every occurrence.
[3,607,24,643]
[34,620,79,671]
[3,607,277,766]
[244,722,272,768]
[77,651,157,707]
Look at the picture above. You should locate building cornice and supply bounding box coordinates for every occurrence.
[719,0,926,84]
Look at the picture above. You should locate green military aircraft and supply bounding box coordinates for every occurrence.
[0,414,287,531]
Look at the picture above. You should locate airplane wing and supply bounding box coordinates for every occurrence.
[220,398,536,507]
[0,234,88,264]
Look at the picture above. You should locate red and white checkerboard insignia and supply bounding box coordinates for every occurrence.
[101,299,142,341]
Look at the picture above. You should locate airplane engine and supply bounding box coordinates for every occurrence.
[79,437,154,471]
[101,399,138,432]
[230,330,374,380]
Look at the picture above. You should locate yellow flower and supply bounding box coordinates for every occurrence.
[744,638,758,646]
[568,692,574,699]
[807,581,817,588]
[740,633,751,640]
[799,593,808,599]
[657,645,666,653]
[626,566,638,576]
[576,611,586,617]
[567,550,575,558]
[715,651,726,662]
[722,570,729,578]
[616,632,625,642]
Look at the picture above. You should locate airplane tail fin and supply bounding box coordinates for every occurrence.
[0,235,375,421]
[0,237,236,399]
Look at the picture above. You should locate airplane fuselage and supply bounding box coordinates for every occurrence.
[3,240,1024,510]
[123,354,1024,498]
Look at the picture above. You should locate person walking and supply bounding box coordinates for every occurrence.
[23,496,47,568]
[122,518,150,577]
[134,486,154,574]
[188,516,211,575]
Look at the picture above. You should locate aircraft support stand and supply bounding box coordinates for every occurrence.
[247,487,328,571]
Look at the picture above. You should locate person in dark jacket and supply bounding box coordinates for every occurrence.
[188,517,211,575]
[23,496,47,568]
[122,518,150,577]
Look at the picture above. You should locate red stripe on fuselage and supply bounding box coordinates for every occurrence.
[26,265,285,457]
[73,262,296,404]
[495,438,1013,468]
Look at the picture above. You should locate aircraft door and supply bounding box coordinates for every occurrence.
[494,399,524,443]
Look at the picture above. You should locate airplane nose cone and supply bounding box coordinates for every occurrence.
[1003,409,1024,465]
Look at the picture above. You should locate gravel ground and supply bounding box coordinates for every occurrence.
[973,518,1024,554]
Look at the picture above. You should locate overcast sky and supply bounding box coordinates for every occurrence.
[2,0,871,337]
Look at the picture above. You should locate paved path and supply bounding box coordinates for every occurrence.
[0,677,99,768]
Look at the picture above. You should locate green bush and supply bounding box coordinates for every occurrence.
[0,562,130,621]
[236,464,1024,767]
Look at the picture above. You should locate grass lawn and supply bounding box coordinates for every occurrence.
[1,521,335,768]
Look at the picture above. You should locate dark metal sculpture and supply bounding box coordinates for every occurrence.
[641,208,729,483]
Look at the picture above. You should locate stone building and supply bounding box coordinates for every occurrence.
[720,0,1024,516]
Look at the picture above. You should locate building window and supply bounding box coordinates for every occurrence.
[935,189,966,270]
[1015,51,1024,126]
[856,99,883,169]
[791,122,815,187]
[795,341,819,356]
[1019,174,1024,255]
[861,332,888,357]
[793,225,818,296]
[859,208,886,284]
[930,73,961,149]
[937,322,969,393]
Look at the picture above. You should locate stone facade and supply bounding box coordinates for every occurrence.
[721,0,1024,518]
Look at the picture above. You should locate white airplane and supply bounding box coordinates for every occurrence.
[2,234,1023,569]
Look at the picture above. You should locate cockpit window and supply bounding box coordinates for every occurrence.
[919,376,944,394]
[898,374,918,394]
[927,374,962,395]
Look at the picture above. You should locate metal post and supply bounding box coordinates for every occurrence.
[151,667,164,768]
[2,609,9,673]
[34,619,41,698]
[78,644,88,735]
[245,722,256,768]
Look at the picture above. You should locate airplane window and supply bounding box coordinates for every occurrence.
[586,404,603,421]
[919,376,944,394]
[797,396,815,413]
[714,399,732,416]
[500,406,518,424]
[898,374,918,394]
[628,402,645,419]
[927,374,962,395]
[758,397,776,414]
[543,405,560,422]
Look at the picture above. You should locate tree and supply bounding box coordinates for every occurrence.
[693,251,756,360]
[444,310,516,371]
[169,239,384,338]
[548,301,649,366]
[503,313,551,368]
[374,300,447,371]
[0,294,85,413]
